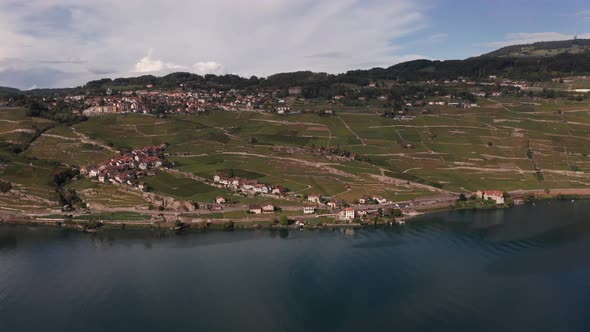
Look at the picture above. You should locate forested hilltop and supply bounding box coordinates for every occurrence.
[2,39,589,97]
[82,48,590,91]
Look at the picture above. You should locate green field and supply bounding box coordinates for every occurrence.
[143,171,227,202]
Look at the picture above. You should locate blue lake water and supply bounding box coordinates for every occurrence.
[1,200,590,331]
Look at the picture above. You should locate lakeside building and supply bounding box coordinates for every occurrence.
[476,190,505,205]
[339,208,357,221]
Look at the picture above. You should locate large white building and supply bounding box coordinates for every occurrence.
[476,190,505,205]
[339,208,356,221]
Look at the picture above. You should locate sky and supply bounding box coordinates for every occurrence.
[0,0,589,89]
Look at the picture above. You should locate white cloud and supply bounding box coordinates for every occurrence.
[133,50,186,73]
[486,32,590,49]
[0,0,430,88]
[192,62,224,75]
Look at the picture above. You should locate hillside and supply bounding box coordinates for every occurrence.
[0,86,20,96]
[3,94,590,214]
[482,39,590,58]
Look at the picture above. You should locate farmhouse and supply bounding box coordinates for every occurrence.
[303,206,316,214]
[89,169,99,178]
[272,186,286,195]
[476,190,505,205]
[327,200,342,209]
[307,194,322,204]
[98,172,107,183]
[249,205,263,214]
[373,196,388,205]
[262,204,275,213]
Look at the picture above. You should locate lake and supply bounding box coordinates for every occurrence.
[2,200,590,331]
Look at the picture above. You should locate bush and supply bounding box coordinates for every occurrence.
[0,180,12,193]
[222,220,234,230]
[279,215,289,226]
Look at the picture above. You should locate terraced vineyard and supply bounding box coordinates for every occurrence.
[2,96,590,213]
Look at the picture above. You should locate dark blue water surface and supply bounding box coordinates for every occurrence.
[2,200,590,332]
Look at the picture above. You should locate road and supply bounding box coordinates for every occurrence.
[337,115,366,146]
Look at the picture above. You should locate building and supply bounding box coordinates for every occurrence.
[327,200,342,209]
[476,190,505,205]
[307,194,322,204]
[303,206,316,214]
[262,204,275,213]
[272,186,286,195]
[288,87,302,96]
[215,197,226,204]
[249,205,263,214]
[339,208,356,221]
[373,196,388,205]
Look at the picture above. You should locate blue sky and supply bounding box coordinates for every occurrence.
[405,0,590,59]
[0,0,589,89]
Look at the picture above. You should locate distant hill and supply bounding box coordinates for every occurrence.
[4,39,590,95]
[0,86,20,96]
[77,39,590,90]
[482,39,590,58]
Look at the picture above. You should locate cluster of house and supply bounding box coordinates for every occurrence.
[42,76,530,119]
[75,88,270,116]
[52,85,312,117]
[213,174,287,196]
[305,194,359,220]
[80,144,167,189]
[303,194,391,221]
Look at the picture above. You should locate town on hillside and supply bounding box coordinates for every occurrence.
[81,144,167,190]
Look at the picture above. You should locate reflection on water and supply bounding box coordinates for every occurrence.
[1,201,590,332]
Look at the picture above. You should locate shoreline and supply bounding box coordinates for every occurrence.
[1,191,589,233]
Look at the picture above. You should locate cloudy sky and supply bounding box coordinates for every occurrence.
[0,0,589,89]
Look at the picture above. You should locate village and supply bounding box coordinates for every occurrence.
[33,74,539,119]
[80,144,167,189]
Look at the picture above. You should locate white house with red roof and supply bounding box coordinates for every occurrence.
[476,190,505,205]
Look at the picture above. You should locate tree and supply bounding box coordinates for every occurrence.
[0,180,12,193]
[222,220,234,230]
[279,215,289,226]
[458,193,467,201]
[391,209,403,217]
